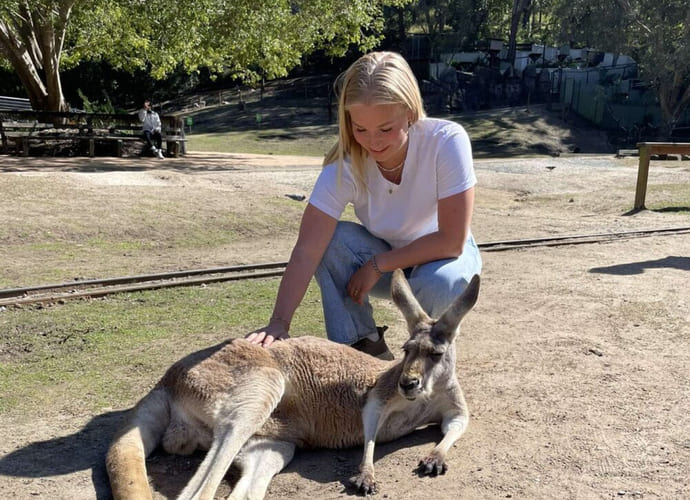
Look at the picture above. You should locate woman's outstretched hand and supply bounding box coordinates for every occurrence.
[245,322,290,347]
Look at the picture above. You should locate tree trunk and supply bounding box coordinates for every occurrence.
[0,23,49,109]
[0,2,73,112]
[658,76,690,139]
[507,0,531,69]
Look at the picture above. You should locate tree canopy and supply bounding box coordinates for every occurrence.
[1,0,688,136]
[0,0,408,111]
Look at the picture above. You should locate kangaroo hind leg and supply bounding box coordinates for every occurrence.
[228,437,296,500]
[177,368,286,500]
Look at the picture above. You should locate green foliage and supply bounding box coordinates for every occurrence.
[76,88,115,114]
[57,0,410,82]
[0,0,410,110]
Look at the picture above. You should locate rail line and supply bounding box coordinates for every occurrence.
[2,226,689,308]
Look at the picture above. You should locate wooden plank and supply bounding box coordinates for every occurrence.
[636,142,690,155]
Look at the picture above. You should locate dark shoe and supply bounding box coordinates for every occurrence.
[351,326,394,360]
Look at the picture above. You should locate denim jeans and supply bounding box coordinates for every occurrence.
[314,221,482,345]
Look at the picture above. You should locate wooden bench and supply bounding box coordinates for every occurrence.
[0,111,188,158]
[163,125,188,158]
[0,119,88,156]
[634,142,690,210]
[88,122,187,158]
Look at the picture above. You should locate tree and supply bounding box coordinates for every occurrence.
[0,0,409,112]
[506,0,531,67]
[0,1,75,111]
[556,0,690,137]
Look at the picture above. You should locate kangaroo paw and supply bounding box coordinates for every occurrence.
[417,450,448,476]
[350,470,378,496]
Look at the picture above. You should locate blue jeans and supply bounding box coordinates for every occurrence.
[314,221,482,345]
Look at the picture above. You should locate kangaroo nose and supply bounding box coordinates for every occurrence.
[399,377,421,392]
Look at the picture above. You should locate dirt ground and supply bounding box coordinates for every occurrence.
[1,151,689,499]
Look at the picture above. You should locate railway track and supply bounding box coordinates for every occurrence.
[2,226,689,308]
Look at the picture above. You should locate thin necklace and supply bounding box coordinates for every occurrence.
[376,160,404,172]
[386,167,402,193]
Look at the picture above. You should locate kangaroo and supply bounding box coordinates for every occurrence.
[106,269,480,500]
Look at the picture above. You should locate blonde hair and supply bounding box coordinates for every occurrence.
[323,51,426,188]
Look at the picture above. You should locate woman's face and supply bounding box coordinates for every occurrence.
[348,103,411,168]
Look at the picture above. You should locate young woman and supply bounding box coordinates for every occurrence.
[246,51,482,358]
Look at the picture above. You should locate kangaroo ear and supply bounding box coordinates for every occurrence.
[433,275,481,342]
[391,269,431,329]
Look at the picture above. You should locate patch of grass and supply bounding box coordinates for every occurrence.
[0,279,303,415]
[0,189,308,288]
[0,279,398,417]
[188,125,337,157]
[647,183,690,212]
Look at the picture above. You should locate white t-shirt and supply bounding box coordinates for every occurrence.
[309,117,476,249]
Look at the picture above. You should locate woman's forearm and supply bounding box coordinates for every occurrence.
[375,188,473,272]
[374,229,467,273]
[270,204,338,327]
[270,247,321,328]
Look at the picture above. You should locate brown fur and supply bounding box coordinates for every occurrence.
[106,270,480,499]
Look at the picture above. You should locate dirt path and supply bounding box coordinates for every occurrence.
[1,152,689,499]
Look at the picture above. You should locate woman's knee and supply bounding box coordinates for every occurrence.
[408,259,479,317]
[329,221,368,246]
[322,221,389,263]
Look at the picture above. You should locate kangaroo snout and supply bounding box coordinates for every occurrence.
[398,373,423,399]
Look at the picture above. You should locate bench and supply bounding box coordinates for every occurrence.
[634,142,690,210]
[0,119,88,156]
[1,120,47,155]
[0,111,188,158]
[163,125,188,158]
[0,96,32,111]
[95,124,187,158]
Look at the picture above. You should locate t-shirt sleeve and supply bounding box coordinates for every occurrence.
[308,163,354,220]
[436,124,476,199]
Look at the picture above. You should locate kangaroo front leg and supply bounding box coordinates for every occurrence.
[418,411,468,476]
[350,398,383,495]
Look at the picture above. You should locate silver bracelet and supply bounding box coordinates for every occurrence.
[370,255,383,276]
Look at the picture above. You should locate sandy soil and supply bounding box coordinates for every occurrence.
[1,152,689,499]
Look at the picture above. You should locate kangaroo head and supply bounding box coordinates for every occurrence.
[390,269,480,401]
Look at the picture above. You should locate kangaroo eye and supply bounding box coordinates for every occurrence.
[430,352,444,360]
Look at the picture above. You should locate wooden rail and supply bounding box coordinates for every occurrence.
[634,142,690,210]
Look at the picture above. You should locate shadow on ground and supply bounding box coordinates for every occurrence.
[0,410,125,500]
[0,409,442,499]
[589,256,690,275]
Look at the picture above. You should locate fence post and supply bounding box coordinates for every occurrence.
[634,143,651,210]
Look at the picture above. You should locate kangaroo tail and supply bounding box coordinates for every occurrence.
[106,388,170,500]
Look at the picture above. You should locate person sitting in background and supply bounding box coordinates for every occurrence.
[138,99,164,159]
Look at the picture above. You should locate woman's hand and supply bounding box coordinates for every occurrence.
[347,259,382,305]
[245,320,290,347]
